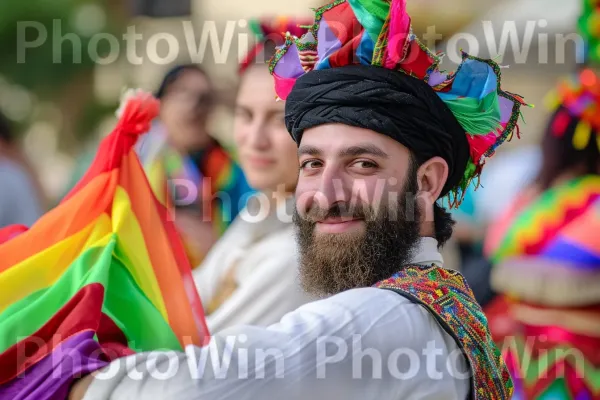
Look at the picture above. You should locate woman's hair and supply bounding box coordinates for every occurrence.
[536,106,600,190]
[155,64,213,99]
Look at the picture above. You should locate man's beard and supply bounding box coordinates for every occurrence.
[293,171,422,297]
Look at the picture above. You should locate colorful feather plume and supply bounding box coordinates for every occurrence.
[269,0,531,206]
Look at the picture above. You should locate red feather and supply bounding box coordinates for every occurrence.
[467,132,497,164]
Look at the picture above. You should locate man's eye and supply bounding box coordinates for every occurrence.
[300,160,323,169]
[352,160,378,169]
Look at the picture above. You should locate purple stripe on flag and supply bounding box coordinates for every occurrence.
[574,387,593,400]
[0,331,108,400]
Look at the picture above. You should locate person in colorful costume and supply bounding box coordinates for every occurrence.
[485,67,600,399]
[70,0,528,398]
[136,65,254,266]
[192,17,316,332]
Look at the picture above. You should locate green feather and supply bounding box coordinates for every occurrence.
[462,160,477,185]
[347,0,389,42]
[248,19,264,39]
[443,92,502,135]
[354,0,389,22]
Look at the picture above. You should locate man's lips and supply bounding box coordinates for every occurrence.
[315,217,364,233]
[318,216,362,224]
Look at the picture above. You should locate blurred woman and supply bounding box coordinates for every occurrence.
[485,69,600,399]
[137,65,253,265]
[193,18,315,333]
[0,112,44,228]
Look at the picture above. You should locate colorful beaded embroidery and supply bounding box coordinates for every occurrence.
[375,265,513,400]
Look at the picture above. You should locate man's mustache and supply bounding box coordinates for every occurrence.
[302,202,373,223]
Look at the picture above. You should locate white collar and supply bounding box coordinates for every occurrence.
[410,237,444,267]
[240,195,294,244]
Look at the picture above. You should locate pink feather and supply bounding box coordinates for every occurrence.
[384,0,411,69]
[272,72,298,100]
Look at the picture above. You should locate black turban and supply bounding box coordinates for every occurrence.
[285,64,469,197]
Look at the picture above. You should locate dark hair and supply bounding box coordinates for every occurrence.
[239,39,279,76]
[0,111,13,144]
[536,106,600,190]
[259,37,280,64]
[409,153,456,247]
[432,202,455,247]
[155,64,213,99]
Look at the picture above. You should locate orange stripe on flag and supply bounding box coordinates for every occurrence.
[120,151,207,345]
[0,171,118,272]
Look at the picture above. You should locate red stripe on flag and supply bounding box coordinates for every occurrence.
[0,225,29,245]
[0,283,130,384]
[62,94,159,203]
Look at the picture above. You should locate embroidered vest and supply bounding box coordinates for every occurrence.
[374,265,513,400]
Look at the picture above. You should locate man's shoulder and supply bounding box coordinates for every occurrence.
[327,286,414,306]
[306,286,444,333]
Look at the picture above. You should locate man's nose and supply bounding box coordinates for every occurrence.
[314,167,351,210]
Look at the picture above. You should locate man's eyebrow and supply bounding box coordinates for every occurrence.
[298,145,321,157]
[338,144,389,159]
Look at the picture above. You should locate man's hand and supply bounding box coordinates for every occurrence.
[68,374,95,400]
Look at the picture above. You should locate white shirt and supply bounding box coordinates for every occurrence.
[84,238,470,400]
[194,196,316,333]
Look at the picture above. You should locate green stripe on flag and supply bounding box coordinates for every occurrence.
[0,235,180,353]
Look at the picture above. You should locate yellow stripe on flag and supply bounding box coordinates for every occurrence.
[111,186,168,320]
[0,214,113,313]
[147,160,168,206]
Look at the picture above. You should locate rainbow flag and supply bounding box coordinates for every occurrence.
[0,91,209,399]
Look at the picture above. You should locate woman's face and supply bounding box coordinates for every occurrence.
[160,69,214,152]
[233,66,298,193]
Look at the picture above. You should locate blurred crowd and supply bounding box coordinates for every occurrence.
[1,0,599,398]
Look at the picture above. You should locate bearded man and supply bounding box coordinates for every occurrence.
[70,0,529,399]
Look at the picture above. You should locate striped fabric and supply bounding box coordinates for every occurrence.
[0,91,209,399]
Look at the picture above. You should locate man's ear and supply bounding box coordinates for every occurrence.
[415,156,449,220]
